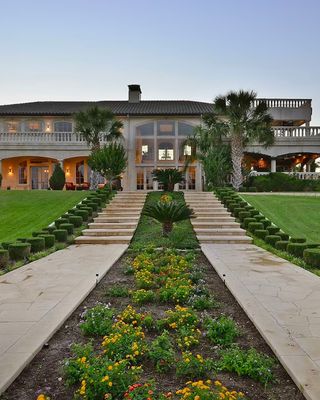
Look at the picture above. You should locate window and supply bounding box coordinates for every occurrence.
[7,121,19,133]
[26,121,43,132]
[157,121,175,136]
[54,121,73,132]
[136,138,154,164]
[18,161,27,184]
[76,161,84,184]
[136,122,154,137]
[178,122,194,136]
[158,141,174,161]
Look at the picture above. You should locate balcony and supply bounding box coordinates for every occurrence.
[254,98,311,108]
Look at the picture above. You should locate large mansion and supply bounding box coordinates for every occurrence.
[0,85,319,191]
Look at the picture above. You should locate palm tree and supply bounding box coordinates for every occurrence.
[203,90,274,190]
[74,106,123,189]
[143,200,194,236]
[152,168,184,192]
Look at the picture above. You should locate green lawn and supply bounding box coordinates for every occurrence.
[130,191,199,250]
[242,195,320,242]
[0,190,88,242]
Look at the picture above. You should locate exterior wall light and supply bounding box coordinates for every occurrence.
[66,168,70,176]
[8,167,13,175]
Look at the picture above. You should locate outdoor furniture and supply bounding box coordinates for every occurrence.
[65,182,76,190]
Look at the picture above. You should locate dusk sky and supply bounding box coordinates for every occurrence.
[1,0,320,123]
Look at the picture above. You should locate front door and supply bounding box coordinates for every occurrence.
[31,166,49,189]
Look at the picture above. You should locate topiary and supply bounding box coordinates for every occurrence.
[39,234,55,248]
[275,241,289,251]
[74,209,89,222]
[1,242,13,250]
[290,237,306,243]
[303,248,320,268]
[59,223,74,235]
[32,231,45,237]
[49,163,65,190]
[8,243,31,261]
[250,210,260,217]
[233,207,244,218]
[247,222,264,233]
[55,218,69,228]
[260,219,272,229]
[287,243,310,258]
[238,211,251,221]
[265,235,281,247]
[243,217,257,229]
[267,226,280,235]
[26,237,45,253]
[79,206,93,216]
[17,238,28,242]
[69,215,83,227]
[45,226,56,233]
[0,249,9,269]
[53,229,68,242]
[254,229,268,240]
[277,232,290,241]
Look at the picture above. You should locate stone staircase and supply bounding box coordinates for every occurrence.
[75,192,147,244]
[184,192,252,244]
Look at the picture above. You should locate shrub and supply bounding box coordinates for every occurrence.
[277,232,290,241]
[249,209,260,217]
[0,249,9,268]
[69,215,83,227]
[247,222,264,233]
[254,215,265,222]
[53,229,68,242]
[67,209,77,215]
[32,231,44,237]
[131,289,156,304]
[49,163,65,190]
[79,206,93,216]
[148,331,176,373]
[251,172,320,192]
[255,229,268,240]
[303,248,320,268]
[287,243,320,258]
[55,218,69,228]
[260,219,272,229]
[39,234,55,248]
[59,223,74,235]
[205,316,240,347]
[80,304,115,336]
[242,217,256,229]
[176,351,214,379]
[267,226,280,235]
[275,241,289,251]
[17,238,27,242]
[233,207,244,217]
[106,285,129,297]
[290,237,306,243]
[238,211,251,221]
[217,346,275,385]
[26,237,45,253]
[74,209,89,222]
[1,242,12,250]
[265,235,281,247]
[45,226,56,233]
[83,201,98,211]
[248,186,257,192]
[8,243,31,260]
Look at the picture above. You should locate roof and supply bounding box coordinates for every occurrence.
[0,100,213,117]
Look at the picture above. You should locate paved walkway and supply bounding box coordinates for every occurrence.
[0,244,127,395]
[202,243,320,400]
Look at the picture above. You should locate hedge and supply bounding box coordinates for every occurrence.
[290,237,306,243]
[254,215,265,222]
[17,238,28,242]
[32,231,45,237]
[46,226,56,234]
[26,237,45,253]
[68,209,77,215]
[288,243,320,258]
[55,218,69,228]
[260,219,272,229]
[238,211,251,221]
[267,226,280,235]
[39,234,55,248]
[59,223,74,235]
[303,248,320,268]
[74,209,89,222]
[0,249,9,268]
[243,217,257,229]
[232,207,244,218]
[277,232,290,241]
[275,241,289,251]
[1,242,12,250]
[69,215,83,228]
[85,201,98,212]
[53,229,68,242]
[79,206,93,216]
[254,229,268,240]
[265,235,281,247]
[8,243,31,260]
[250,210,260,217]
[247,222,264,233]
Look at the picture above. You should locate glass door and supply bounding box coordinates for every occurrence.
[31,166,49,189]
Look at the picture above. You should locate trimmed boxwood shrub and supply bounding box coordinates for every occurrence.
[303,248,320,268]
[265,235,281,247]
[74,209,89,221]
[244,205,254,212]
[267,226,280,235]
[17,238,28,242]
[26,237,45,253]
[243,217,257,229]
[238,211,251,221]
[55,218,69,228]
[260,219,272,229]
[32,231,45,237]
[233,207,244,218]
[1,242,12,250]
[287,243,310,258]
[254,215,265,222]
[46,226,56,233]
[277,232,290,241]
[250,210,260,217]
[59,223,74,235]
[86,202,98,212]
[79,206,93,216]
[69,215,83,228]
[275,241,289,251]
[62,214,70,221]
[87,196,102,205]
[8,243,31,260]
[53,229,68,242]
[39,234,55,248]
[0,249,9,268]
[255,229,268,240]
[68,209,77,215]
[247,222,264,233]
[290,237,306,243]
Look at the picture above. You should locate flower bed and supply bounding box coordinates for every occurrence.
[2,249,304,400]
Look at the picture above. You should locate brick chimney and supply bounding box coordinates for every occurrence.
[128,84,141,103]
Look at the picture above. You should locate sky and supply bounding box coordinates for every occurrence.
[1,0,320,123]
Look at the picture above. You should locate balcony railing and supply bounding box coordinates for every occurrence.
[254,98,311,108]
[273,126,320,138]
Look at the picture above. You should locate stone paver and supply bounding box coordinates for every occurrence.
[0,244,127,395]
[202,243,320,400]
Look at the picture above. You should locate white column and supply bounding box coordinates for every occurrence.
[271,158,277,173]
[195,162,202,191]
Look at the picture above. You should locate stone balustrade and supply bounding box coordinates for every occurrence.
[253,98,312,108]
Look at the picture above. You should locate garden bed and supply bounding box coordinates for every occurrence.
[1,250,304,400]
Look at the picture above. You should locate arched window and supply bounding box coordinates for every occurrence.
[54,121,73,132]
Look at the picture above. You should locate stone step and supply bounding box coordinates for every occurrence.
[188,206,225,210]
[194,211,230,216]
[75,236,131,244]
[102,207,143,212]
[193,217,236,222]
[99,212,141,217]
[197,235,252,244]
[95,217,140,223]
[192,222,239,228]
[82,229,135,236]
[89,222,137,229]
[194,228,246,236]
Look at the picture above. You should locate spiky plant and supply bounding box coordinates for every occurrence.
[152,169,184,192]
[143,200,194,236]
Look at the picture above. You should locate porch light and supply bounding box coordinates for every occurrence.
[8,167,13,175]
[66,168,70,176]
[45,123,50,132]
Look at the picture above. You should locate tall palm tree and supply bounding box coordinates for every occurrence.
[204,90,274,190]
[74,106,123,189]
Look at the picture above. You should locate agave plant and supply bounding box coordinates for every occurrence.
[152,169,184,192]
[143,200,194,236]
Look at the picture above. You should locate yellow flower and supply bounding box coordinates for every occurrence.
[108,381,113,387]
[108,365,113,371]
[101,375,109,382]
